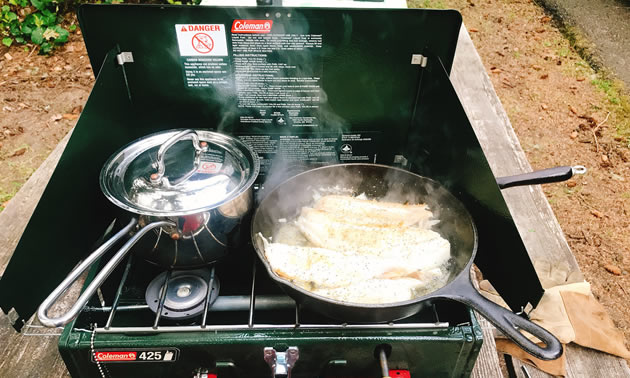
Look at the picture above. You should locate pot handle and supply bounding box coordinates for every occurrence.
[496,165,586,189]
[440,274,563,361]
[150,129,208,186]
[37,219,174,328]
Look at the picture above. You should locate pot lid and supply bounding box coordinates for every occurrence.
[100,129,259,216]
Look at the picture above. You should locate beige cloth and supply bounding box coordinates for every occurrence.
[479,260,630,376]
[496,339,567,377]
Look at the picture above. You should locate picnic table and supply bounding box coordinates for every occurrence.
[0,23,629,378]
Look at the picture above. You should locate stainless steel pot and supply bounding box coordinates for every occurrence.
[38,129,259,327]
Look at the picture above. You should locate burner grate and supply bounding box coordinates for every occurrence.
[80,256,450,335]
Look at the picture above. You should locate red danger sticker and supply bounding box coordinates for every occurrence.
[231,19,273,34]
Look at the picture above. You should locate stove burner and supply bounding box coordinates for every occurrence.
[145,268,219,320]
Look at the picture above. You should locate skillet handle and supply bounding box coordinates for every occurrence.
[496,165,586,189]
[441,274,563,361]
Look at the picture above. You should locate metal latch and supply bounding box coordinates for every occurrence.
[411,54,428,67]
[116,52,134,65]
[264,347,299,378]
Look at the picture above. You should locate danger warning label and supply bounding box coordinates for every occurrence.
[175,24,227,56]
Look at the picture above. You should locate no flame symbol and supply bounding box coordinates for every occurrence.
[192,33,214,54]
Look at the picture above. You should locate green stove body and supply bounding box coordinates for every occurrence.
[0,4,549,377]
[58,251,483,377]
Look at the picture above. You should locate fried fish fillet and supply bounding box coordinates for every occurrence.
[296,207,450,271]
[313,195,433,227]
[311,278,428,304]
[260,235,431,289]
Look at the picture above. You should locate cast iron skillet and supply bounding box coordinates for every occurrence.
[252,163,576,361]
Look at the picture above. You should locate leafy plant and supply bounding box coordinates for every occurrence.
[2,0,201,54]
[1,0,69,54]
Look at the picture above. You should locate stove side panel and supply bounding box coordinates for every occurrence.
[405,53,545,311]
[0,49,142,329]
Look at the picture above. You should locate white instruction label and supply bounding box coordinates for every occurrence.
[175,24,228,56]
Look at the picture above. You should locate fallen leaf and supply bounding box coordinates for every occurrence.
[541,103,549,110]
[540,73,549,79]
[567,181,577,188]
[501,77,515,88]
[576,77,586,82]
[43,28,60,41]
[570,131,578,139]
[531,64,542,71]
[590,209,604,218]
[50,114,63,122]
[469,28,479,33]
[578,114,598,126]
[610,173,625,182]
[62,113,80,120]
[10,147,27,157]
[3,53,12,61]
[541,16,551,23]
[490,67,502,74]
[604,264,622,276]
[534,27,545,33]
[568,105,578,115]
[71,105,83,114]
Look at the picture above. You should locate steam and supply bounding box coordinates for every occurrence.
[259,165,450,237]
[254,164,474,286]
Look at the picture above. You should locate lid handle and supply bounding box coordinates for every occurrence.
[150,129,208,186]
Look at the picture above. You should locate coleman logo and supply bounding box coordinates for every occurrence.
[95,351,137,362]
[231,20,273,34]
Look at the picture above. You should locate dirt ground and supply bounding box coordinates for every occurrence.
[1,0,629,354]
[0,30,93,210]
[431,0,630,350]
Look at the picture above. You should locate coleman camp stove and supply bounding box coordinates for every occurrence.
[0,4,548,377]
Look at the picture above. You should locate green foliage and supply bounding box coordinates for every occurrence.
[592,79,621,105]
[1,0,200,55]
[1,0,70,54]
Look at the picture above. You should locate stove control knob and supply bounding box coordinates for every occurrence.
[264,346,299,378]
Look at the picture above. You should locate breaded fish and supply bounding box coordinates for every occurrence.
[296,207,450,271]
[260,235,434,289]
[313,195,433,227]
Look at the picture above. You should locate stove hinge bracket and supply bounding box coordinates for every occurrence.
[411,54,428,67]
[264,346,299,378]
[116,52,134,65]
